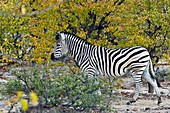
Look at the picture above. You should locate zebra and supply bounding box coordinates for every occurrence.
[51,32,162,105]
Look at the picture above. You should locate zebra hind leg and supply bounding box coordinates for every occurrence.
[144,72,162,105]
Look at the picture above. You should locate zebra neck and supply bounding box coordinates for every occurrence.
[69,43,87,60]
[67,40,93,66]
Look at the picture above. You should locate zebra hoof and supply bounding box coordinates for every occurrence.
[126,101,131,105]
[157,97,162,105]
[126,99,136,105]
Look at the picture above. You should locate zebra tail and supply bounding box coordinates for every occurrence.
[149,59,162,87]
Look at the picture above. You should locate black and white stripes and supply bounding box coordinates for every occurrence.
[51,32,162,105]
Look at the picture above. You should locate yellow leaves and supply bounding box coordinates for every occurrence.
[20,92,39,111]
[30,92,38,106]
[5,91,39,112]
[53,62,66,67]
[1,0,169,65]
[70,66,80,72]
[56,0,63,2]
[22,0,30,4]
[3,38,8,42]
[16,91,23,100]
[87,38,108,47]
[7,91,23,104]
[10,97,19,103]
[115,79,124,90]
[20,99,28,112]
[21,5,26,14]
[118,79,124,85]
[36,57,44,65]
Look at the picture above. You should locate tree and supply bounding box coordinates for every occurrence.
[0,0,169,65]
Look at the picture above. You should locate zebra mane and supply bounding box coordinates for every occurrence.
[60,32,92,45]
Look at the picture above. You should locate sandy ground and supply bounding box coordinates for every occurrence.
[111,77,170,113]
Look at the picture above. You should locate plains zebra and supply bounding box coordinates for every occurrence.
[51,32,162,105]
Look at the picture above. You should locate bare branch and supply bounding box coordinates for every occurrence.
[117,0,125,5]
[96,11,112,39]
[86,11,97,39]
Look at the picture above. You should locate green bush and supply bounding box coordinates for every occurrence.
[2,65,119,112]
[156,69,170,82]
[4,79,24,95]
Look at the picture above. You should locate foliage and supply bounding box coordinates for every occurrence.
[1,1,169,112]
[2,66,121,112]
[20,99,28,112]
[4,80,24,95]
[156,68,170,82]
[5,91,38,112]
[0,0,169,65]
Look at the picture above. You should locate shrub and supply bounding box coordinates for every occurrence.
[156,68,170,82]
[2,65,120,112]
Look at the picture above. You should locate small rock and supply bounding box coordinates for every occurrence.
[126,108,130,111]
[145,107,150,111]
[3,72,11,76]
[0,79,8,83]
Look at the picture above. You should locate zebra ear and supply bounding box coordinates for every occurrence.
[55,33,61,40]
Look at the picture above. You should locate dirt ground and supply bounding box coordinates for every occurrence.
[112,77,170,113]
[0,67,170,113]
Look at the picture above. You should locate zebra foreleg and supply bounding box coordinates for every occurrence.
[93,74,98,84]
[93,74,102,95]
[126,82,142,105]
[85,74,90,87]
[85,73,101,95]
[84,73,95,87]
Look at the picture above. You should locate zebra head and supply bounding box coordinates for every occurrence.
[51,33,69,62]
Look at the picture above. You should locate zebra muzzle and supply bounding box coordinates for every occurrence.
[51,53,56,61]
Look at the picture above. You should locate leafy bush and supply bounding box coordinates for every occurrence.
[156,68,170,82]
[4,80,24,95]
[2,65,120,112]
